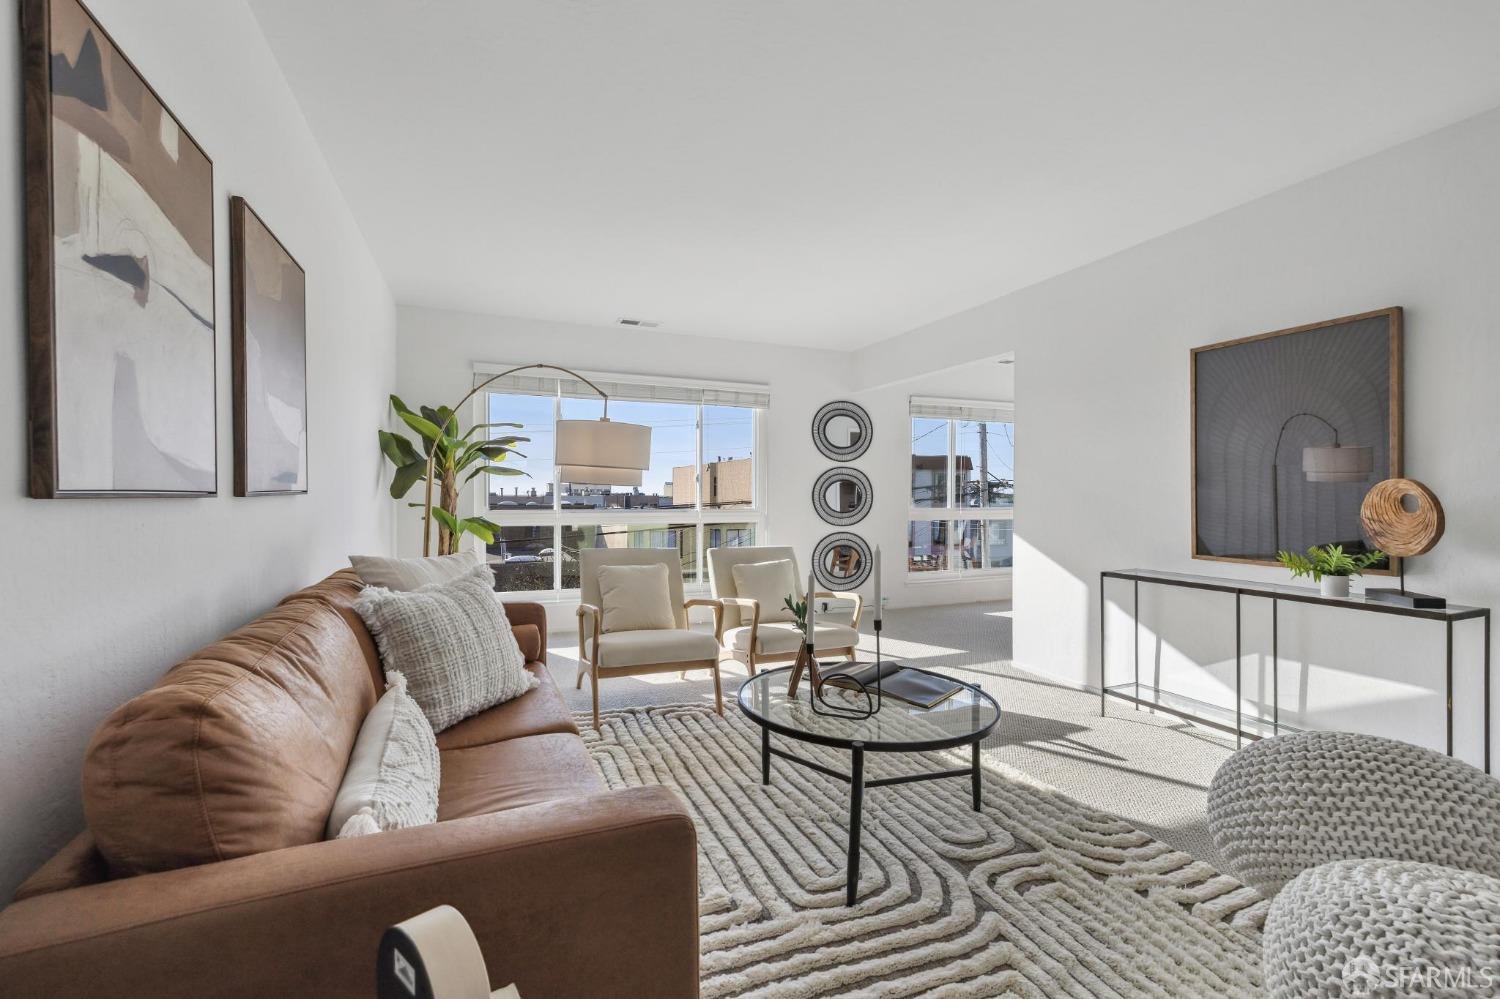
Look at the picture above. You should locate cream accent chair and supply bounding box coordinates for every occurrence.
[707,546,863,675]
[576,548,724,729]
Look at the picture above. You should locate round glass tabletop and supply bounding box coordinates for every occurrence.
[736,665,1000,751]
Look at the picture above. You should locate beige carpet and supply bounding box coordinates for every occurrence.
[548,601,1240,866]
[582,703,1265,998]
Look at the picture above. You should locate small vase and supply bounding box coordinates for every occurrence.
[1320,576,1350,599]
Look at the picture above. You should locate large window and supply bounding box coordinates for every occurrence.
[908,398,1014,576]
[477,367,767,593]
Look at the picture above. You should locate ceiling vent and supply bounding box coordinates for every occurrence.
[616,317,662,328]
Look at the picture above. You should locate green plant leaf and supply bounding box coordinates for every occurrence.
[458,518,495,544]
[431,507,461,535]
[461,421,524,441]
[389,460,428,499]
[378,429,423,467]
[464,463,528,484]
[397,408,444,443]
[389,394,415,417]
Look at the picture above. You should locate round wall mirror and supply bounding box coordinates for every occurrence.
[811,400,873,462]
[813,532,873,590]
[812,467,872,527]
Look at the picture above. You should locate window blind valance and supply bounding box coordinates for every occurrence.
[909,396,1014,423]
[473,366,770,409]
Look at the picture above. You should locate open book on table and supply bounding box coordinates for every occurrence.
[820,661,964,710]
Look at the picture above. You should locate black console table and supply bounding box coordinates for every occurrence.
[1100,568,1491,774]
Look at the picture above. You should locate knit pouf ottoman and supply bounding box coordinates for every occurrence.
[1207,731,1500,898]
[1264,859,1500,998]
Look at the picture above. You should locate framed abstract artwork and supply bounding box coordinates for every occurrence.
[23,0,217,497]
[1191,307,1402,572]
[230,197,308,496]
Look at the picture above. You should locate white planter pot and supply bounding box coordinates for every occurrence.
[1320,575,1350,599]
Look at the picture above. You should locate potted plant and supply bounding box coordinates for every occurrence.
[1276,544,1387,598]
[377,396,529,555]
[783,594,809,636]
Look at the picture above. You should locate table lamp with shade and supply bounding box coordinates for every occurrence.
[419,364,652,556]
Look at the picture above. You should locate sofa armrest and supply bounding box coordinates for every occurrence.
[502,601,548,663]
[0,787,698,999]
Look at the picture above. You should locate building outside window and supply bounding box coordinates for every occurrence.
[476,366,768,594]
[908,397,1014,577]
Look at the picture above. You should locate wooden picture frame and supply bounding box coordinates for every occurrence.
[1190,307,1403,573]
[230,197,308,496]
[23,0,217,497]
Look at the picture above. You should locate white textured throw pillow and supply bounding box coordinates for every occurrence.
[731,559,800,622]
[354,565,536,731]
[597,563,676,633]
[348,550,484,591]
[327,672,440,839]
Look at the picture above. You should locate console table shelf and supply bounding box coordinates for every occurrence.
[1099,568,1491,773]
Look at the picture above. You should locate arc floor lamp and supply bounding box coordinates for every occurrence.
[421,363,652,556]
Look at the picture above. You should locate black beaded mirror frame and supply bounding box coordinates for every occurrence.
[812,466,872,527]
[813,531,873,590]
[811,400,873,462]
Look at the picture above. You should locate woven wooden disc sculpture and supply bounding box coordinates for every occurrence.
[1360,478,1445,556]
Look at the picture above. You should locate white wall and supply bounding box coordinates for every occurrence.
[856,106,1500,772]
[394,306,1011,629]
[0,0,397,900]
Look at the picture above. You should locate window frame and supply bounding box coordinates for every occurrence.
[907,409,1014,582]
[474,368,769,600]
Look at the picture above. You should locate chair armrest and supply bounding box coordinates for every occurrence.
[501,601,547,664]
[684,598,724,642]
[814,590,864,629]
[0,788,699,999]
[718,597,762,648]
[576,602,602,665]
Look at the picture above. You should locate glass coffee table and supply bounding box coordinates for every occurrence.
[736,665,1001,905]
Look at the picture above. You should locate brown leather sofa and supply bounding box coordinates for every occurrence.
[0,570,700,998]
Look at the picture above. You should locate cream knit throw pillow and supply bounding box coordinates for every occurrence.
[328,672,440,839]
[354,565,536,732]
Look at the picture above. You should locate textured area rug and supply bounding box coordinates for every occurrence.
[581,704,1266,998]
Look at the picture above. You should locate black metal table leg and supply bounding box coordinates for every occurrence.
[1485,612,1492,775]
[1133,579,1140,710]
[1447,620,1455,758]
[1099,575,1107,717]
[1235,592,1242,749]
[847,743,865,906]
[1272,596,1279,736]
[971,739,982,811]
[761,726,770,785]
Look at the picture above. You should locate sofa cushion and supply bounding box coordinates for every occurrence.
[354,566,535,731]
[597,563,675,634]
[726,620,859,655]
[436,664,577,750]
[437,734,604,820]
[586,629,721,669]
[348,550,483,590]
[730,559,799,623]
[279,569,384,694]
[82,598,377,876]
[326,672,440,839]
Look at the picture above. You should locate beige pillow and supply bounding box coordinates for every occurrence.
[731,559,800,622]
[597,564,676,633]
[326,672,440,839]
[348,550,483,591]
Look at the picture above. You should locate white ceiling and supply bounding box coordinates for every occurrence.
[249,1,1500,350]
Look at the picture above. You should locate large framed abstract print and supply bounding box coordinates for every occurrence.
[230,197,308,496]
[22,0,216,497]
[1191,308,1402,572]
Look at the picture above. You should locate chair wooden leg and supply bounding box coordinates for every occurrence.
[746,651,757,677]
[575,660,586,689]
[590,671,600,731]
[710,662,723,716]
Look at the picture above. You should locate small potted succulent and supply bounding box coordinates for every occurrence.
[1276,544,1387,598]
